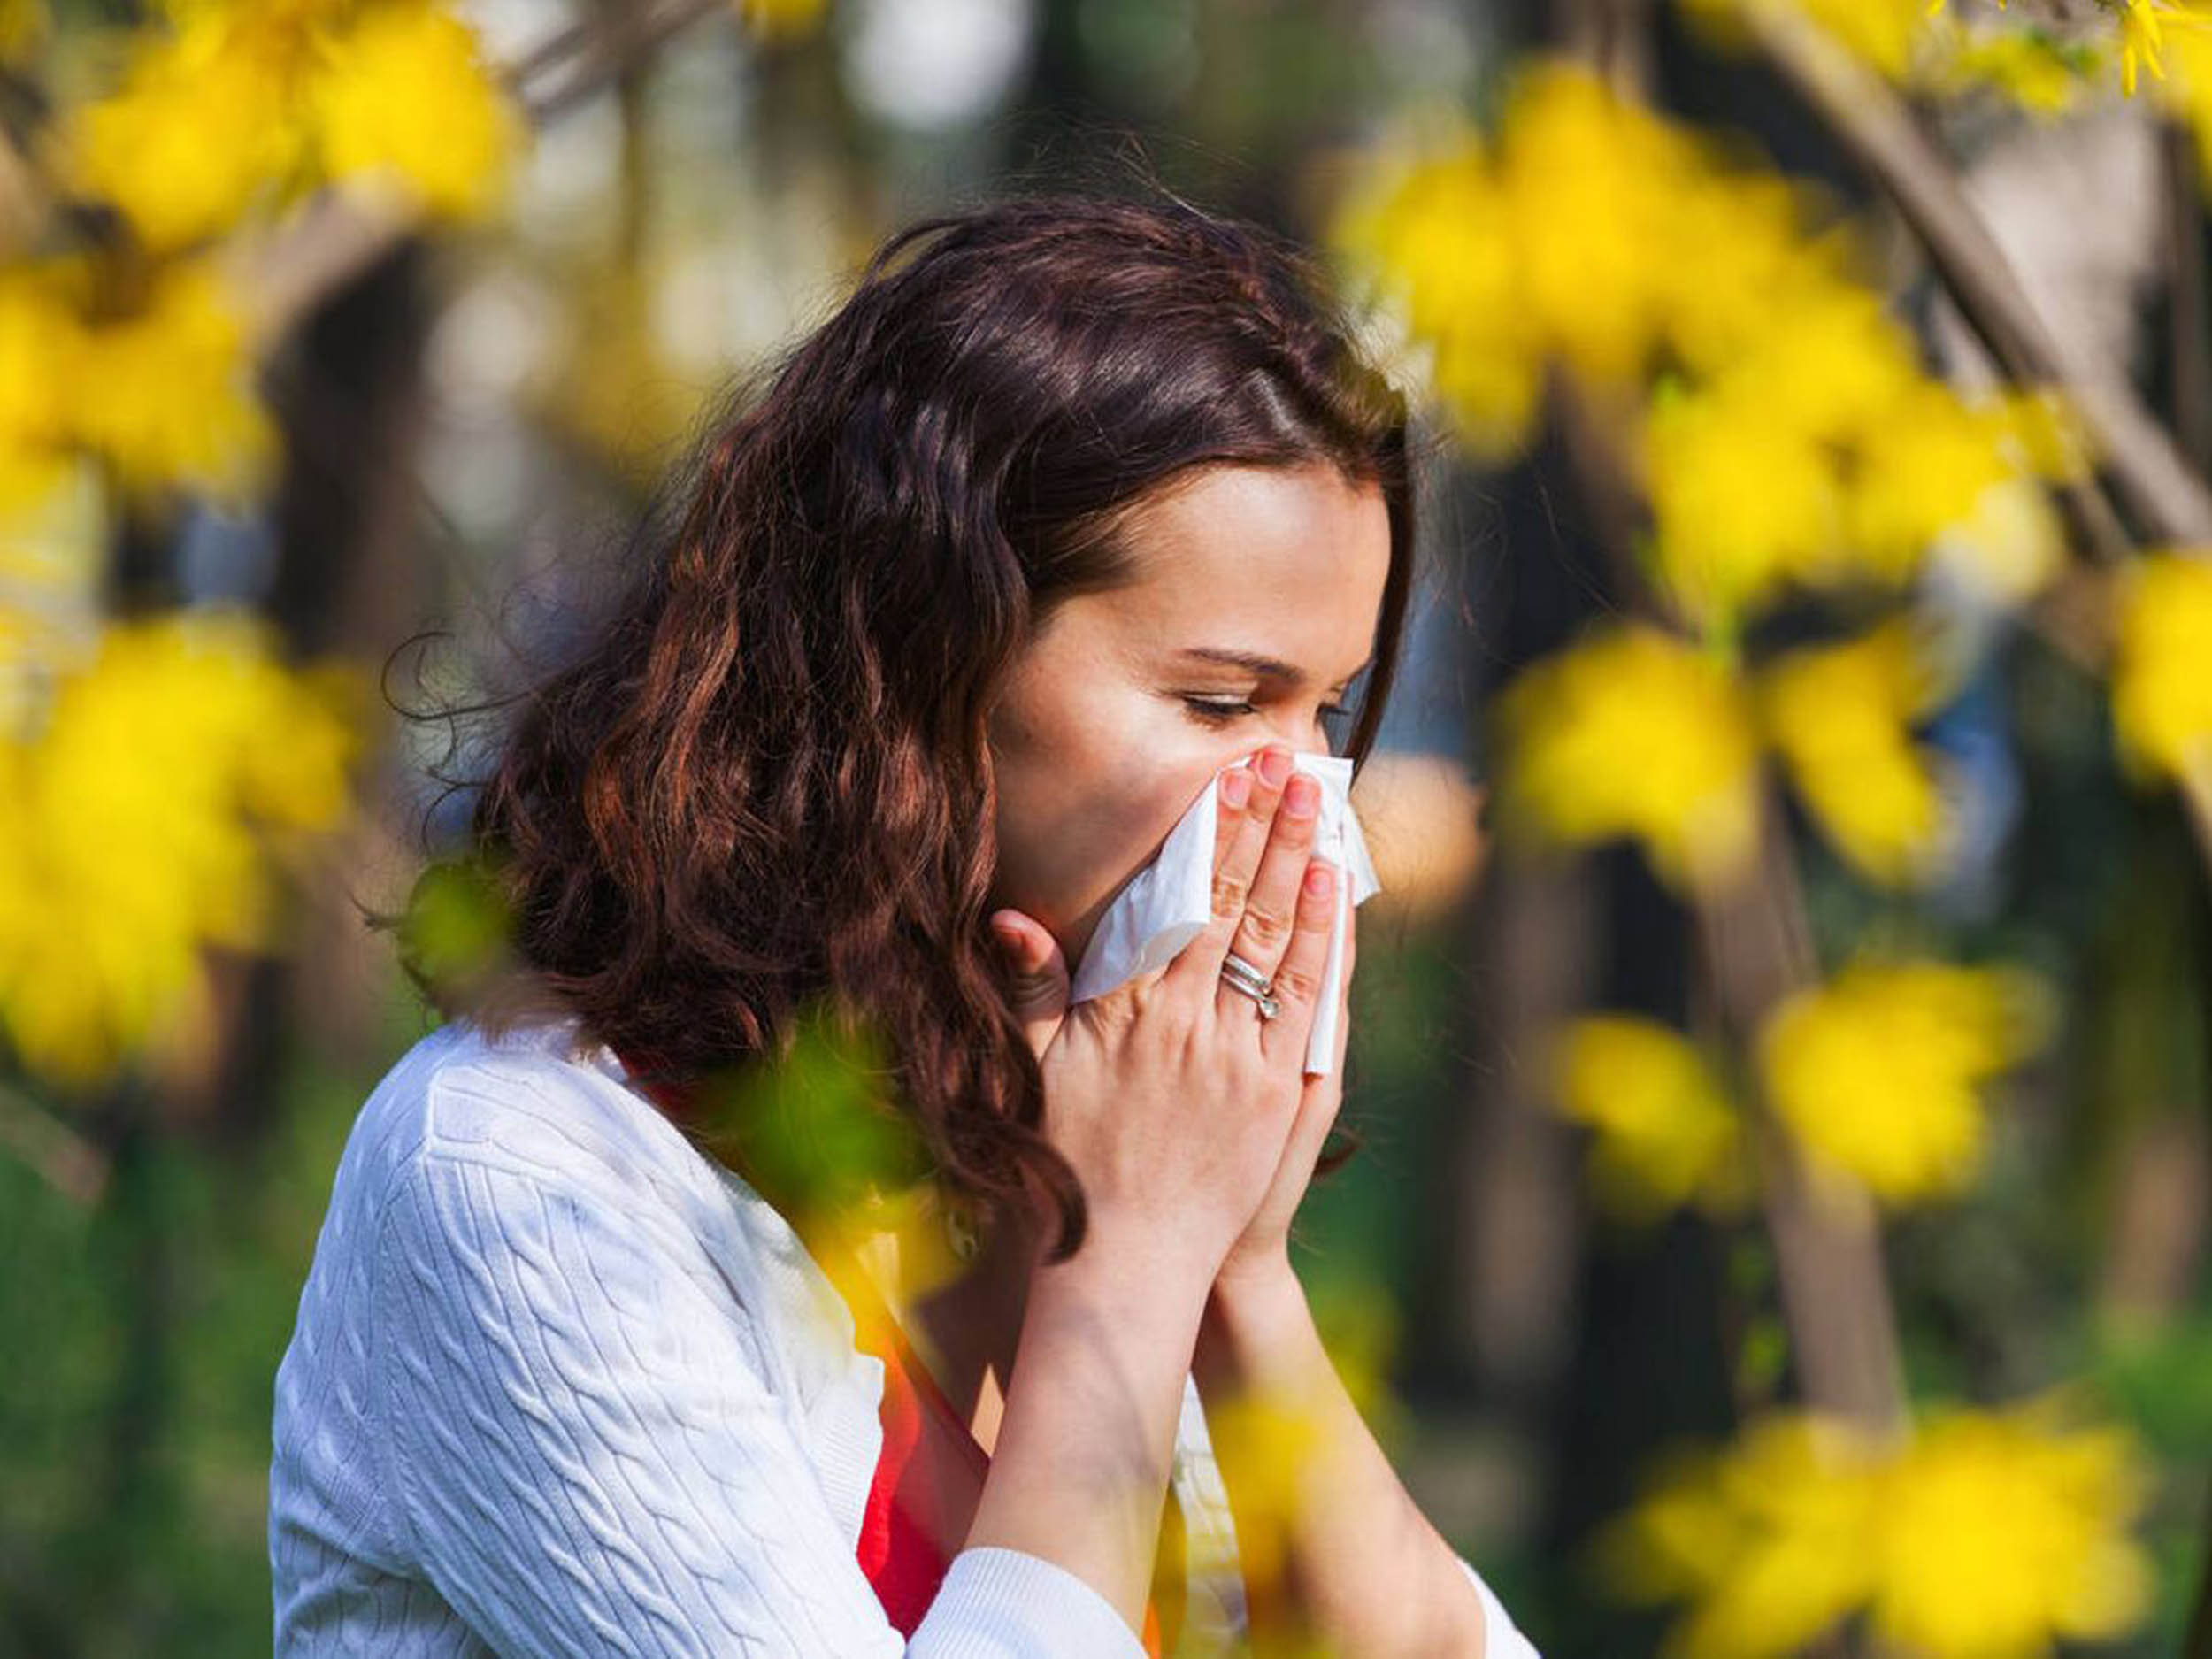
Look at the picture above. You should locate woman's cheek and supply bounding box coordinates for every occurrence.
[1123,741,1249,867]
[1064,757,1201,904]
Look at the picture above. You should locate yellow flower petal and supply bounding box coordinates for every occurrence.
[2110,549,2212,784]
[1756,959,2048,1203]
[1551,1016,1752,1220]
[1598,1413,1878,1659]
[1498,625,1763,893]
[1761,624,1951,887]
[1869,1402,2155,1656]
[67,262,274,506]
[0,610,359,1086]
[311,2,524,220]
[59,9,305,249]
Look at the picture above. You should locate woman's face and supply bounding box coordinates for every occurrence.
[986,461,1394,968]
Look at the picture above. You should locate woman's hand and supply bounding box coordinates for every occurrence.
[987,743,1344,1294]
[1201,751,1356,1300]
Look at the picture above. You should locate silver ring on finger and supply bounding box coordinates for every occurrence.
[1219,952,1281,1021]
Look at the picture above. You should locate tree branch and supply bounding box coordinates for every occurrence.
[0,1078,111,1206]
[1741,2,2212,547]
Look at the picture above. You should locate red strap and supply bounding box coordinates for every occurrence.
[849,1269,981,1633]
[849,1279,1166,1655]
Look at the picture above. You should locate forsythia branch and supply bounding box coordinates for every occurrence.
[0,1078,111,1206]
[1742,0,2212,547]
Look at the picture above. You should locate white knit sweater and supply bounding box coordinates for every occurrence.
[269,1015,1540,1656]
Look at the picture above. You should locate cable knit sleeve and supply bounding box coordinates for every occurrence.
[369,1146,1147,1659]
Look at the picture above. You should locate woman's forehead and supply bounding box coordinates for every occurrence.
[1101,464,1390,653]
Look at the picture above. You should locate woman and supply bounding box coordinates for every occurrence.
[270,192,1540,1657]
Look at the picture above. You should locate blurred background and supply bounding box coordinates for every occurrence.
[4,0,2212,1653]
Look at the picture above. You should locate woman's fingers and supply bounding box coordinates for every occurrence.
[1216,771,1319,995]
[1255,855,1338,1063]
[1173,747,1295,992]
[1212,750,1293,910]
[1214,763,1254,867]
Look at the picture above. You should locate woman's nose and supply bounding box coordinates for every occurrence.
[1286,714,1335,757]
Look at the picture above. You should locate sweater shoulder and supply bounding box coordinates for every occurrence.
[353,1016,861,1408]
[339,1014,718,1221]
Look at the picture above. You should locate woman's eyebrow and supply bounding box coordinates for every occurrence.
[1174,647,1376,691]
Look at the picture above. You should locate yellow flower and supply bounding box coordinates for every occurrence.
[1923,388,2084,604]
[2111,549,2212,784]
[1847,385,2021,583]
[1496,65,1690,388]
[0,256,297,512]
[1811,0,1931,78]
[60,0,518,242]
[1335,55,2072,628]
[1652,171,1837,380]
[67,262,275,507]
[2161,22,2212,178]
[0,268,84,515]
[738,0,827,38]
[1990,383,2098,483]
[152,0,355,30]
[1869,1401,2155,1657]
[1928,475,2068,609]
[58,8,307,249]
[1497,625,1763,893]
[311,1,524,220]
[1597,1412,1879,1659]
[1601,1401,2155,1659]
[1756,959,2048,1203]
[2118,0,2168,92]
[821,1181,972,1371]
[1200,1377,1330,1598]
[1682,0,1932,80]
[1760,624,1951,887]
[1711,280,1929,448]
[0,610,360,1086]
[1331,136,1542,461]
[1642,272,2058,624]
[1551,1016,1751,1221]
[1938,24,2100,114]
[1338,66,1807,458]
[1642,378,1846,626]
[1169,1287,1400,1613]
[1815,0,1931,77]
[2111,0,2212,96]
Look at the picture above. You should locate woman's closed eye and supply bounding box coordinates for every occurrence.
[1179,695,1354,723]
[1179,695,1354,725]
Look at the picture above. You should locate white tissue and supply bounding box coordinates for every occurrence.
[1067,752,1381,1076]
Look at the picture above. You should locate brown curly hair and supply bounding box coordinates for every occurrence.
[389,190,1421,1265]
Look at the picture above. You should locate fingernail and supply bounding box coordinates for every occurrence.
[1258,749,1291,788]
[1285,776,1318,817]
[1305,860,1334,898]
[1222,769,1252,809]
